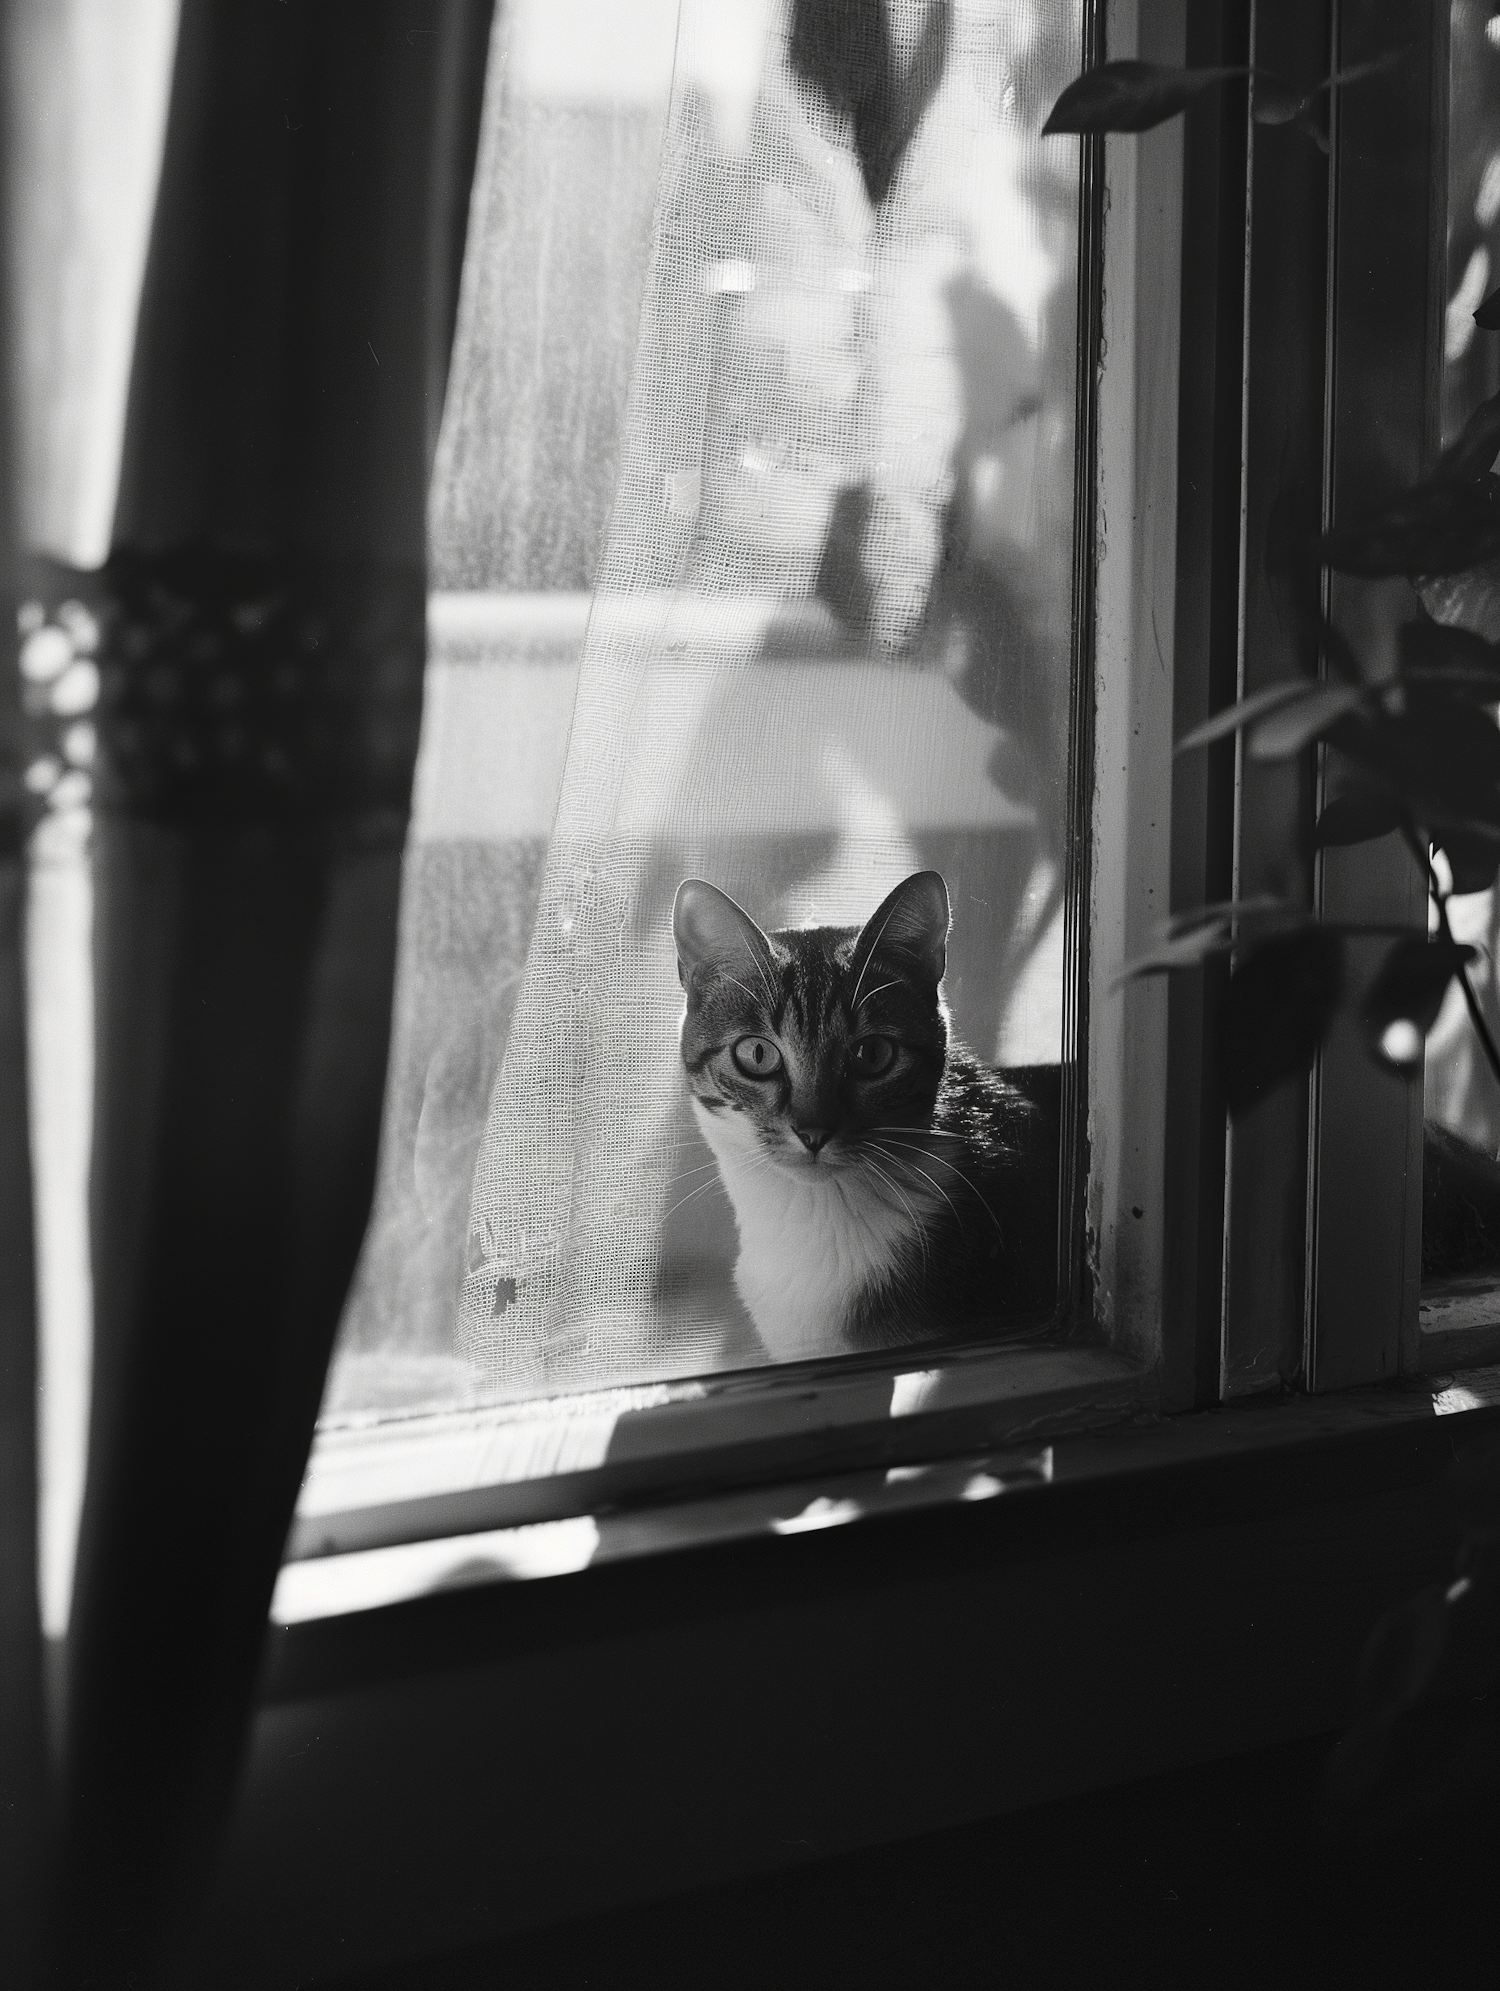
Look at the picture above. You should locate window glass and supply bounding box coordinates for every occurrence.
[1422,0,1500,1321]
[325,0,1088,1422]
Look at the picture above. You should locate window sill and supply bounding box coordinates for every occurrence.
[1418,1273,1500,1372]
[283,1338,1148,1606]
[214,1363,1500,1989]
[274,1349,1500,1652]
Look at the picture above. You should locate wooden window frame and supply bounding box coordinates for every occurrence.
[282,0,1488,1592]
[286,0,1158,1575]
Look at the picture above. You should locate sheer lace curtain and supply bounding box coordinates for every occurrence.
[337,0,1083,1412]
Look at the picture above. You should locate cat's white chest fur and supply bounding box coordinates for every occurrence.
[692,1099,926,1362]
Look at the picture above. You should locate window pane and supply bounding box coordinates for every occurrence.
[326,0,1088,1421]
[1422,0,1500,1339]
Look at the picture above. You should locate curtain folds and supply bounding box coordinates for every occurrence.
[42,5,493,1983]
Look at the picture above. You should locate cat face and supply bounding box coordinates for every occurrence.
[673,872,951,1175]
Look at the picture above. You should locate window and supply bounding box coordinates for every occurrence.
[1420,0,1500,1371]
[276,0,1160,1604]
[22,0,1493,1633]
[347,0,1089,1395]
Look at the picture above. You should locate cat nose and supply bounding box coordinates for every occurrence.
[795,1126,831,1155]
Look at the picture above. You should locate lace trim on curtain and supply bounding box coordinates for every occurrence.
[93,548,425,829]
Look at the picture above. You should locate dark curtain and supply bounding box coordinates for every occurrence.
[50,5,492,1984]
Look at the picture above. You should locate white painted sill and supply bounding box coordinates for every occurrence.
[274,1353,1500,1630]
[280,1338,1148,1620]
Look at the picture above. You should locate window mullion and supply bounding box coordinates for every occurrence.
[1219,0,1335,1399]
[1157,0,1252,1408]
[1304,0,1444,1392]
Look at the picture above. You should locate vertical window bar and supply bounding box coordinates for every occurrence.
[1304,0,1442,1392]
[1219,0,1335,1398]
[1160,0,1252,1408]
[1061,0,1108,1329]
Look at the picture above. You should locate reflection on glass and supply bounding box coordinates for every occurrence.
[328,0,1086,1420]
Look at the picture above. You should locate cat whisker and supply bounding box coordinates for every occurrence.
[716,968,772,1015]
[751,948,783,1018]
[869,1136,1004,1237]
[854,980,901,1013]
[858,1151,930,1282]
[866,1124,964,1144]
[659,1172,734,1223]
[869,1140,969,1237]
[849,901,904,1011]
[871,1148,970,1243]
[660,1158,728,1190]
[665,1138,784,1210]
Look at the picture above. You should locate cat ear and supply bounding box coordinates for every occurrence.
[851,871,950,991]
[673,879,775,989]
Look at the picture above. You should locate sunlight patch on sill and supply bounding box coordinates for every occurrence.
[889,1368,942,1417]
[1432,1368,1500,1415]
[276,1445,1056,1624]
[771,1496,863,1534]
[292,1346,1140,1555]
[302,1379,705,1516]
[271,1516,601,1624]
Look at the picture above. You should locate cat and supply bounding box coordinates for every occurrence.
[672,869,1053,1362]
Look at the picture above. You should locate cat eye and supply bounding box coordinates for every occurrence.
[731,1035,784,1078]
[848,1036,896,1077]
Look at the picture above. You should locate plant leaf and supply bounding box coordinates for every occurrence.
[1315,785,1409,848]
[1325,683,1500,830]
[1162,895,1294,939]
[1361,937,1473,1071]
[1330,709,1500,834]
[1476,285,1500,333]
[1252,49,1404,134]
[1325,48,1408,92]
[1296,107,1331,155]
[1175,679,1315,754]
[1433,825,1500,895]
[1112,922,1234,989]
[1398,617,1500,696]
[1434,388,1500,483]
[1399,682,1500,786]
[1249,683,1368,760]
[1319,475,1500,578]
[1250,74,1305,125]
[1223,927,1343,1115]
[1042,60,1246,136]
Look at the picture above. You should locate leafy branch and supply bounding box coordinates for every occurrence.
[1041,49,1405,149]
[1124,389,1500,1115]
[1046,53,1500,1116]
